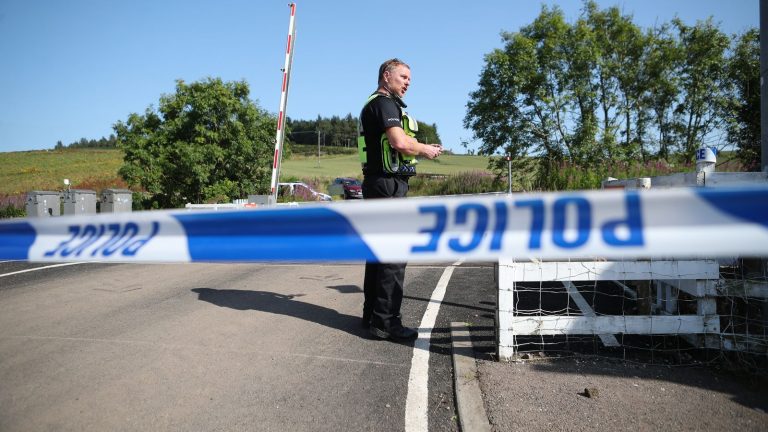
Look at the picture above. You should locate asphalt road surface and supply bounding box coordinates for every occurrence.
[0,260,497,431]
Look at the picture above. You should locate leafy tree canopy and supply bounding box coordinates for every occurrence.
[724,29,760,171]
[465,0,754,186]
[115,78,276,208]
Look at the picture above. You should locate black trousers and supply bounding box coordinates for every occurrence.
[362,174,409,331]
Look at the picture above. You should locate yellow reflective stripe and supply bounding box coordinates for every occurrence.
[358,93,419,174]
[357,136,367,164]
[403,112,418,134]
[358,93,382,165]
[381,135,399,173]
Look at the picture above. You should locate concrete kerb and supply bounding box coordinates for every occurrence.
[450,321,492,432]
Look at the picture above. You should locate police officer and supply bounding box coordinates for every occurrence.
[358,58,442,341]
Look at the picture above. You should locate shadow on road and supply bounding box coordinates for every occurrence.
[403,294,495,314]
[325,285,362,294]
[191,288,366,338]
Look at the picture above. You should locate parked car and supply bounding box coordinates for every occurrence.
[277,182,332,202]
[329,177,363,199]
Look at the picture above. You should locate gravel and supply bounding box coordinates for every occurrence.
[477,355,768,432]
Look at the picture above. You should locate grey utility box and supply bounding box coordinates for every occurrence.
[248,194,276,206]
[101,189,133,213]
[26,191,61,217]
[63,189,97,215]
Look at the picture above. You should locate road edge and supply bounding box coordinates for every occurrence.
[450,321,492,432]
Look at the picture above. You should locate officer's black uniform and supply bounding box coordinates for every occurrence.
[359,92,415,339]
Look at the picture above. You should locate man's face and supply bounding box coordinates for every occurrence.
[384,65,411,98]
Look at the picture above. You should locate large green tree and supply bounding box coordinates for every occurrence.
[644,23,682,160]
[466,0,747,184]
[672,18,730,159]
[585,2,648,160]
[115,78,276,208]
[724,29,760,170]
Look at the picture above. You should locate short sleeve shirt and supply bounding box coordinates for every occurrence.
[360,94,402,176]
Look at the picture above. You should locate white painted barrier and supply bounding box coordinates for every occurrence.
[496,258,723,360]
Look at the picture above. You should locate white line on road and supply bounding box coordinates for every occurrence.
[0,262,86,278]
[405,259,463,432]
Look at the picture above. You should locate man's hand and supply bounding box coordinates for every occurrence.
[386,127,443,159]
[420,143,442,160]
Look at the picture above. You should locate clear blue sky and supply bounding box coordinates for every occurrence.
[0,0,758,154]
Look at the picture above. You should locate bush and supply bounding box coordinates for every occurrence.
[409,171,502,196]
[533,158,696,191]
[0,194,26,218]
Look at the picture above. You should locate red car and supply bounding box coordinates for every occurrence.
[329,177,363,199]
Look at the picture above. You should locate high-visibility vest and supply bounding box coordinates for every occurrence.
[358,93,418,175]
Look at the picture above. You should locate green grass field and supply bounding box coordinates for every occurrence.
[0,148,492,196]
[0,149,127,195]
[281,153,491,180]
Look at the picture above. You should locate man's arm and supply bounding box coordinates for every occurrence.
[385,126,442,159]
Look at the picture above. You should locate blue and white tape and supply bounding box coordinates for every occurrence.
[1,187,767,263]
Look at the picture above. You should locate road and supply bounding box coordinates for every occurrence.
[0,260,497,431]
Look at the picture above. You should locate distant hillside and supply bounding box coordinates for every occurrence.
[0,149,127,195]
[0,148,492,196]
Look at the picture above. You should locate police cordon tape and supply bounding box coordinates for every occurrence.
[1,187,767,263]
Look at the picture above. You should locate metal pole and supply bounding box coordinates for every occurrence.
[317,128,321,167]
[506,153,512,194]
[270,3,297,203]
[761,0,768,172]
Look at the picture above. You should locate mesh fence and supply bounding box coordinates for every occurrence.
[497,258,767,372]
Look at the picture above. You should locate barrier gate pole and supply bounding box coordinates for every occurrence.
[270,3,297,203]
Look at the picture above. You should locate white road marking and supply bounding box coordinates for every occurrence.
[404,259,463,432]
[0,262,86,278]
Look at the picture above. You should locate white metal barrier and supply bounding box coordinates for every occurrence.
[496,258,724,360]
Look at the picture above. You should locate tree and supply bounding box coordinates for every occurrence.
[563,15,601,163]
[725,29,760,170]
[414,122,442,146]
[465,4,586,176]
[583,2,655,161]
[115,78,276,208]
[644,24,682,160]
[672,18,730,159]
[465,0,745,186]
